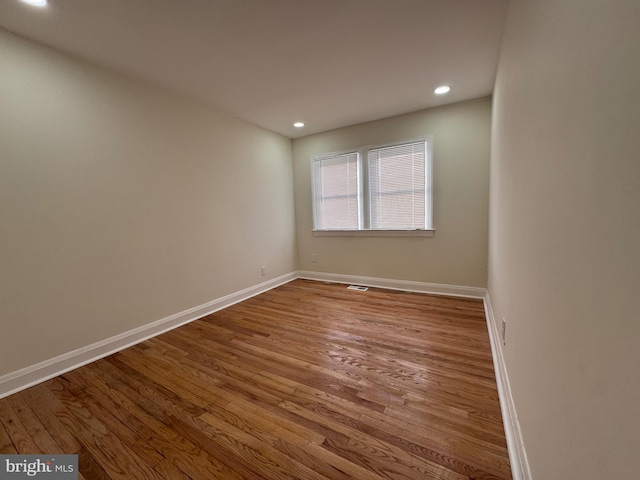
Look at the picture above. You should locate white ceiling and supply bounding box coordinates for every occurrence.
[0,0,509,138]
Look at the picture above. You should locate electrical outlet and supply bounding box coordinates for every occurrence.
[501,317,506,345]
[260,265,266,276]
[311,253,317,263]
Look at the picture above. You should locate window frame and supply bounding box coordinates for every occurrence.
[311,136,434,237]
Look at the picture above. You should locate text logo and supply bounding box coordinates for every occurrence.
[0,455,77,479]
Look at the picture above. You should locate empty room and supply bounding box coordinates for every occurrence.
[1,1,638,479]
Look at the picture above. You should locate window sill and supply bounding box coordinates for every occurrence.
[312,229,435,237]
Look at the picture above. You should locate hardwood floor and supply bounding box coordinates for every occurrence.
[0,279,512,479]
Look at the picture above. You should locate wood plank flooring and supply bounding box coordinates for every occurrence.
[0,279,512,479]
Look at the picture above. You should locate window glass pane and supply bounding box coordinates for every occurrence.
[369,141,428,230]
[313,152,359,230]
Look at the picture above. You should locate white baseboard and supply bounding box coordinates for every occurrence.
[297,270,486,298]
[483,292,532,480]
[300,269,530,480]
[0,272,297,400]
[0,269,529,480]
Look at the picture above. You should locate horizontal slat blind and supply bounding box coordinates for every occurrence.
[313,152,360,230]
[368,141,430,230]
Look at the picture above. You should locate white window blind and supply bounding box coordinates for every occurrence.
[368,141,431,230]
[313,152,360,230]
[311,137,432,234]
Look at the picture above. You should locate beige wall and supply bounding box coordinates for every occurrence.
[292,97,491,287]
[489,1,640,478]
[0,29,296,376]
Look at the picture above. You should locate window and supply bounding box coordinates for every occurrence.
[312,138,433,235]
[312,152,360,230]
[369,141,429,230]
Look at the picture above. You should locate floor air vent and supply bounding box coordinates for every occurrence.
[347,285,368,291]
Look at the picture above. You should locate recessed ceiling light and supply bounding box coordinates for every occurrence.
[434,85,451,95]
[293,122,305,128]
[21,0,47,6]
